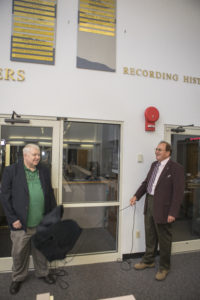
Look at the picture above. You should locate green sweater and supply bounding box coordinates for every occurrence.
[24,165,44,227]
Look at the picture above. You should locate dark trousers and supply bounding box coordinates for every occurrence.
[142,194,172,270]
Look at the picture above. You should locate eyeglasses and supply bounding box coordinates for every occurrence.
[155,148,166,152]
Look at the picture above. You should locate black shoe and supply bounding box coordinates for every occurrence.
[40,274,55,284]
[9,281,22,294]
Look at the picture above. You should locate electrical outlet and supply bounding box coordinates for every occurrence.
[136,231,140,238]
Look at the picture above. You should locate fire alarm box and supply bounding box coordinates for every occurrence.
[145,107,159,131]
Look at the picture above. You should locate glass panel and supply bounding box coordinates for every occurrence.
[62,121,120,203]
[171,134,200,241]
[0,125,53,258]
[63,206,118,254]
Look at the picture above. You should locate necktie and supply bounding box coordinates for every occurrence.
[147,162,161,195]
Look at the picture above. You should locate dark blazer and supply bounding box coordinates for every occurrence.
[0,160,56,230]
[135,159,185,224]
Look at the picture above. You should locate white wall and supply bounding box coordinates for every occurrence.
[0,0,200,254]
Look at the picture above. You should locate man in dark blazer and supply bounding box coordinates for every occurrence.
[130,141,184,280]
[0,144,57,294]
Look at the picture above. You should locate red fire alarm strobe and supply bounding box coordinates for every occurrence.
[145,106,159,131]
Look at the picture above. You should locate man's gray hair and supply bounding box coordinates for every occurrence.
[23,144,40,154]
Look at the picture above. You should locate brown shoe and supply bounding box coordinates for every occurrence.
[134,262,155,270]
[155,269,169,281]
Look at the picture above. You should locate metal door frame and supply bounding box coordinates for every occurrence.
[165,124,200,253]
[0,115,61,272]
[0,115,123,271]
[56,117,123,267]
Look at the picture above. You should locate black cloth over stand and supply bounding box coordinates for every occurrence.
[32,205,82,262]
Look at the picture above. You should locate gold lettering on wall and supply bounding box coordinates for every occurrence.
[0,68,25,81]
[123,67,179,82]
[17,70,25,81]
[183,76,200,85]
[5,69,15,81]
[124,67,199,85]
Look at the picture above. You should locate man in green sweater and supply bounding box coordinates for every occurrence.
[1,144,57,294]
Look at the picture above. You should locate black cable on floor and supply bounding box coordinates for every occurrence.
[49,266,69,289]
[48,215,107,289]
[118,204,136,271]
[49,203,136,288]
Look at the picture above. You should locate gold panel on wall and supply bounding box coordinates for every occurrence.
[11,0,57,65]
[79,0,115,36]
[77,0,116,72]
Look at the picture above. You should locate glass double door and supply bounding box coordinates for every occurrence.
[0,117,122,271]
[0,117,60,271]
[60,120,121,264]
[165,126,200,253]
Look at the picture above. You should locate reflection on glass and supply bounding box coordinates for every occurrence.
[62,206,118,254]
[172,134,200,241]
[0,125,53,258]
[0,125,53,173]
[62,122,120,203]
